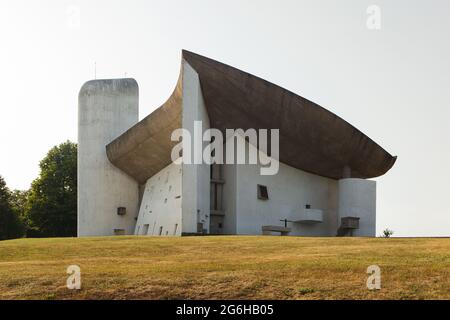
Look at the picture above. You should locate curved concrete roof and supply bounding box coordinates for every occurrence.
[106,50,396,184]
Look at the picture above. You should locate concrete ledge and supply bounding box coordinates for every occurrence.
[262,225,291,236]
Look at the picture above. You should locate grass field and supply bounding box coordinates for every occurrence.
[0,236,448,300]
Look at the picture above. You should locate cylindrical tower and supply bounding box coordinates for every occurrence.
[338,178,376,236]
[78,78,139,236]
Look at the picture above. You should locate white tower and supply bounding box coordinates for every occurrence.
[78,78,139,236]
[338,178,376,236]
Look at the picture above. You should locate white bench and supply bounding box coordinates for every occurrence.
[262,225,291,236]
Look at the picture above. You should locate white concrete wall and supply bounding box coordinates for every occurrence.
[338,178,376,236]
[78,79,139,236]
[181,60,211,234]
[230,138,338,236]
[134,162,182,236]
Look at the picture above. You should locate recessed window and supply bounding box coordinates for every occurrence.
[113,229,125,235]
[257,184,269,200]
[142,224,149,235]
[165,172,170,184]
[117,207,126,215]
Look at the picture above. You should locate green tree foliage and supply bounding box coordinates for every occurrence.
[10,189,30,232]
[0,176,24,240]
[26,141,77,237]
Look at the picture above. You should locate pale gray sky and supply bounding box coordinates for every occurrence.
[0,0,449,236]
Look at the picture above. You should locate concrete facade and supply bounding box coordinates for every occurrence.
[77,51,395,238]
[134,162,182,236]
[132,134,376,237]
[232,143,339,236]
[181,61,211,235]
[218,136,338,236]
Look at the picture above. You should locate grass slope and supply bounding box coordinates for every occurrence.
[0,236,448,300]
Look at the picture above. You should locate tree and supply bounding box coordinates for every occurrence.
[0,176,24,240]
[26,141,77,237]
[10,189,30,233]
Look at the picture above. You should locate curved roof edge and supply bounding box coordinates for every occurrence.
[106,50,396,183]
[106,74,182,184]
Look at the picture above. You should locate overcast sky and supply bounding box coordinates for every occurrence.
[0,0,449,236]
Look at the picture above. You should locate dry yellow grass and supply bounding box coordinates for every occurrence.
[0,236,448,300]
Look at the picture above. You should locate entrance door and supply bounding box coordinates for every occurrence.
[210,215,224,234]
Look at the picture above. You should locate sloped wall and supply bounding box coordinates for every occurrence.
[134,162,182,236]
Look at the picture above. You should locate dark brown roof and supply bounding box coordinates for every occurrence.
[106,50,396,184]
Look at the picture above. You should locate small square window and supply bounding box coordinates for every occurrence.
[117,207,126,215]
[257,185,269,200]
